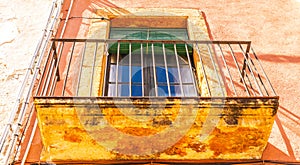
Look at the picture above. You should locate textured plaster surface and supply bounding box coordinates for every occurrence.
[0,0,52,163]
[0,0,300,164]
[0,0,51,128]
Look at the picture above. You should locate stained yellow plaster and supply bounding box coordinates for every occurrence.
[35,97,278,162]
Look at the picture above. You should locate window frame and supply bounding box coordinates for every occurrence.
[104,21,199,97]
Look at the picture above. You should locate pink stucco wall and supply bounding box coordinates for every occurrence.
[61,0,300,161]
[18,0,300,163]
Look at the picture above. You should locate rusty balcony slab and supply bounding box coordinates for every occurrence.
[34,96,278,163]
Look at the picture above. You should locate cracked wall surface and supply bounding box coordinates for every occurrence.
[0,1,52,163]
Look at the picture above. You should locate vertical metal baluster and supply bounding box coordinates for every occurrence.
[102,42,109,96]
[238,58,256,96]
[240,66,254,94]
[174,44,184,96]
[242,60,256,96]
[251,47,276,96]
[247,55,269,96]
[195,43,211,96]
[115,42,120,96]
[42,55,56,96]
[185,43,198,96]
[244,72,256,96]
[46,42,62,96]
[76,41,87,96]
[46,64,56,96]
[49,76,58,96]
[90,42,98,96]
[151,43,158,96]
[45,43,60,96]
[49,41,64,96]
[62,41,76,96]
[255,67,269,95]
[36,41,54,96]
[206,43,225,96]
[228,43,251,96]
[163,43,171,97]
[240,42,251,81]
[239,44,263,96]
[217,44,237,96]
[141,43,144,96]
[241,44,268,95]
[129,42,132,97]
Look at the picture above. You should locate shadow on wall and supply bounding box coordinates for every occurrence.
[258,54,300,64]
[222,52,300,69]
[60,0,131,38]
[257,54,300,161]
[263,105,300,162]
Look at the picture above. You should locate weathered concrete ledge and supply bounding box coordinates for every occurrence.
[34,96,278,163]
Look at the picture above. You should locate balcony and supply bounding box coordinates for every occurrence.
[34,39,278,163]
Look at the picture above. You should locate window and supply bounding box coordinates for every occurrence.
[105,28,198,97]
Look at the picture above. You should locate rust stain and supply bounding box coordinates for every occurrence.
[63,127,85,143]
[116,127,158,136]
[35,97,277,162]
[209,127,265,156]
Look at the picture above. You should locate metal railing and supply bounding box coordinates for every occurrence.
[4,38,278,164]
[35,38,277,98]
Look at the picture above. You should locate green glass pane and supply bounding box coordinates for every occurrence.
[109,28,191,55]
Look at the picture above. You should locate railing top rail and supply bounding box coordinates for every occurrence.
[51,38,251,45]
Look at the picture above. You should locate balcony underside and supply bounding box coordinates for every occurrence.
[34,96,278,163]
